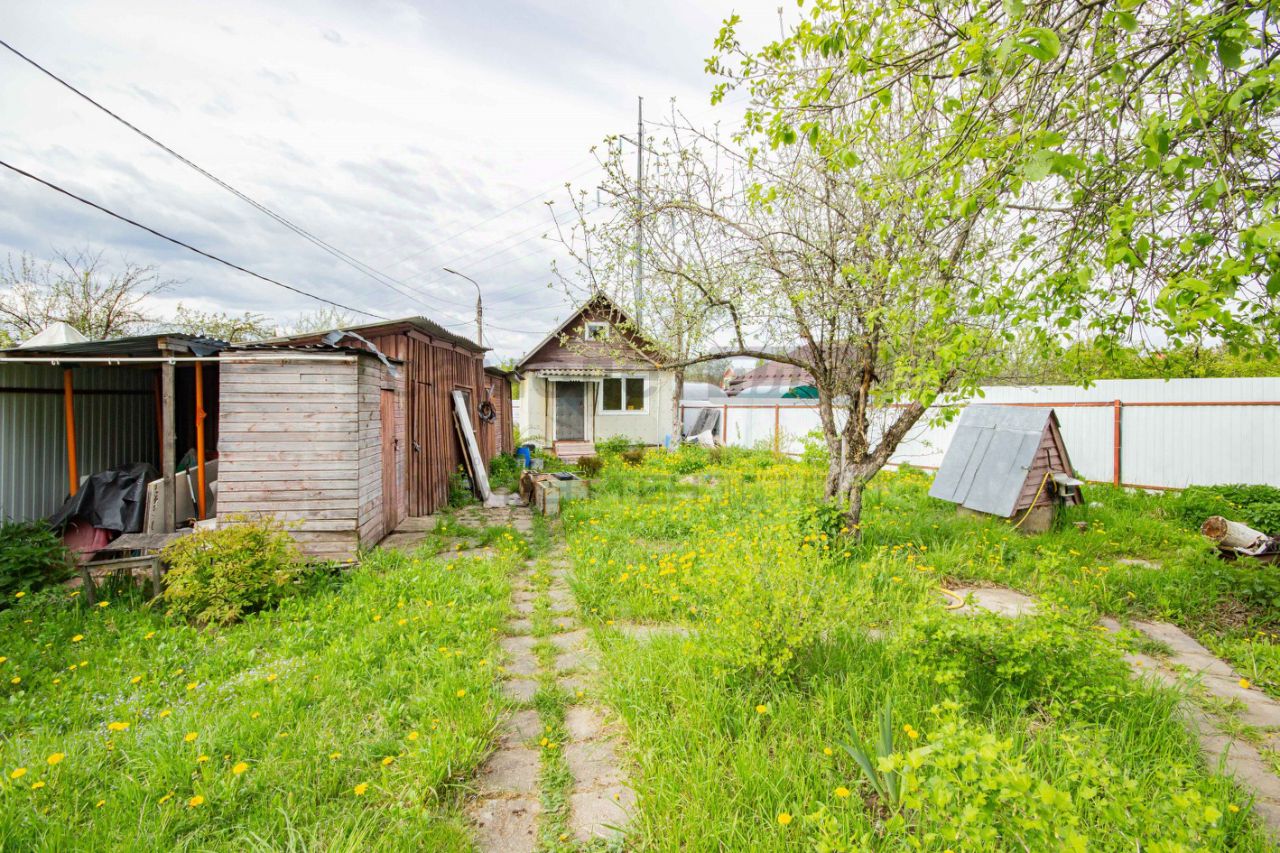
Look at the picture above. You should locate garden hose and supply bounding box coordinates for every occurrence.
[1010,470,1053,531]
[937,586,966,610]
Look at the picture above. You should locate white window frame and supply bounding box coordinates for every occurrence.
[583,321,610,341]
[598,374,648,415]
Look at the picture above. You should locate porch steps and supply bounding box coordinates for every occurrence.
[553,441,596,463]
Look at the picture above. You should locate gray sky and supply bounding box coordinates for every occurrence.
[0,0,779,359]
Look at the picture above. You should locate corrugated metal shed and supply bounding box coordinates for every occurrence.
[929,406,1069,518]
[0,364,157,521]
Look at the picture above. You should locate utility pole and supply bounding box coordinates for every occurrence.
[442,267,483,347]
[634,95,644,328]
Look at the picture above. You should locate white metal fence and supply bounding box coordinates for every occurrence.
[682,377,1280,490]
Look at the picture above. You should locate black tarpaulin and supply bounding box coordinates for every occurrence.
[48,462,158,533]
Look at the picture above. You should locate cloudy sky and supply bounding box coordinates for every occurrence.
[0,0,779,360]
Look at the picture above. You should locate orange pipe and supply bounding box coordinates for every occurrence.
[63,368,78,496]
[1112,399,1122,487]
[195,364,207,520]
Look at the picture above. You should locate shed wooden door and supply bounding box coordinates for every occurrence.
[380,388,400,534]
[555,381,585,441]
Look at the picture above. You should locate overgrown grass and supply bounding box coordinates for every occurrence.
[561,449,1276,849]
[0,543,521,849]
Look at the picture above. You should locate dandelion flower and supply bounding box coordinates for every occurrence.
[144,631,156,640]
[107,721,129,732]
[265,673,278,683]
[823,747,834,756]
[46,753,64,766]
[10,676,19,685]
[97,601,110,608]
[188,795,204,807]
[1239,678,1252,689]
[353,783,369,796]
[71,635,84,643]
[95,799,105,808]
[183,732,198,743]
[407,731,419,741]
[329,752,341,760]
[755,704,769,715]
[31,781,45,790]
[835,787,851,798]
[778,812,793,826]
[381,756,394,766]
[9,767,26,780]
[158,792,174,805]
[232,762,249,775]
[1229,804,1240,813]
[14,592,24,599]
[158,709,171,719]
[186,682,198,691]
[0,657,6,664]
[197,755,210,763]
[456,689,467,698]
[130,676,142,684]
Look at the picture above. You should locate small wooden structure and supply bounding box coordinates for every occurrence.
[929,405,1082,533]
[216,348,406,561]
[265,317,512,517]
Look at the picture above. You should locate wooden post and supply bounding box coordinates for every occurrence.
[773,405,781,454]
[1112,399,1122,487]
[194,363,207,520]
[161,360,176,530]
[63,368,78,496]
[722,404,729,446]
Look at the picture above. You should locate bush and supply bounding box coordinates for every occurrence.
[577,455,605,478]
[447,467,474,507]
[665,445,707,473]
[621,447,647,467]
[161,516,303,625]
[0,521,72,603]
[1171,484,1280,534]
[596,435,636,456]
[488,453,522,492]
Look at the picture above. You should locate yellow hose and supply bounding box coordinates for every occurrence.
[1010,471,1053,531]
[937,587,966,610]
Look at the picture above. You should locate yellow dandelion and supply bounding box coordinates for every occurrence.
[186,682,198,691]
[1239,678,1252,690]
[196,755,210,763]
[71,635,84,643]
[329,752,342,760]
[265,673,278,683]
[232,761,249,775]
[97,601,110,608]
[107,721,129,732]
[456,689,467,698]
[158,792,174,804]
[755,704,769,715]
[778,812,793,826]
[823,747,834,756]
[46,753,64,766]
[188,795,204,807]
[10,676,19,685]
[95,799,105,808]
[183,732,198,743]
[250,711,260,719]
[31,781,45,790]
[14,592,24,599]
[158,709,171,719]
[381,756,394,766]
[835,786,851,798]
[407,731,419,741]
[130,676,142,684]
[144,631,156,640]
[353,782,369,796]
[0,656,6,664]
[9,767,26,780]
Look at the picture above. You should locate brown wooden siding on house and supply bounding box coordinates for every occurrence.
[268,324,512,517]
[520,302,655,371]
[217,354,405,561]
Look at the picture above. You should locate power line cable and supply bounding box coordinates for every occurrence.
[0,158,387,319]
[0,38,454,316]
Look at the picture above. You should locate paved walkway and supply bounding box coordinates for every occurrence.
[468,533,635,851]
[950,586,1280,836]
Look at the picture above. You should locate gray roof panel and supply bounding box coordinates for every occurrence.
[928,405,1054,517]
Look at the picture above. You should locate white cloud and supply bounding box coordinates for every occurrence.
[0,0,780,358]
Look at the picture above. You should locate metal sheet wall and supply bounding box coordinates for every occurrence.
[1,364,158,522]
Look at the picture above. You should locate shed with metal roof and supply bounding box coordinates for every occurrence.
[928,405,1081,529]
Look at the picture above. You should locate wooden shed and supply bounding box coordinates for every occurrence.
[928,405,1082,533]
[264,318,511,517]
[216,348,405,561]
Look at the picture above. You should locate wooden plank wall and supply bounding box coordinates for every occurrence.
[355,358,406,545]
[217,359,362,561]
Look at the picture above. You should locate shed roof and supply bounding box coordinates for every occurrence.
[0,332,228,359]
[928,405,1061,518]
[258,316,486,353]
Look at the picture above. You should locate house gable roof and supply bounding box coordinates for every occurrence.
[256,316,486,354]
[516,292,665,372]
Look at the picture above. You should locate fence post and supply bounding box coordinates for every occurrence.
[722,404,729,446]
[1112,399,1122,487]
[773,405,781,453]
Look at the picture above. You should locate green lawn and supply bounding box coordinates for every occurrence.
[0,541,522,850]
[562,449,1278,850]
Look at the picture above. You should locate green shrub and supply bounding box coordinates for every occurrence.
[1171,484,1280,534]
[161,516,303,625]
[621,447,648,467]
[595,435,636,456]
[488,453,522,492]
[577,454,604,478]
[665,445,707,473]
[0,521,72,603]
[447,467,474,507]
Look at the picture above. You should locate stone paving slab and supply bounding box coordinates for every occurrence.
[556,649,600,674]
[506,618,533,634]
[614,622,692,641]
[469,797,541,853]
[500,710,543,747]
[551,629,588,652]
[565,739,626,789]
[503,656,539,678]
[477,746,540,795]
[949,586,1037,617]
[501,678,538,703]
[565,706,606,741]
[568,787,636,843]
[501,635,536,655]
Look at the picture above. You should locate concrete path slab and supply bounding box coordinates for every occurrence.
[501,678,537,703]
[569,787,635,843]
[477,747,540,796]
[949,586,1037,617]
[469,797,541,853]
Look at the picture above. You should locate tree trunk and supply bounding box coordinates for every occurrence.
[671,368,685,447]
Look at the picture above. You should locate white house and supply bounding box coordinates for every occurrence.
[516,293,676,460]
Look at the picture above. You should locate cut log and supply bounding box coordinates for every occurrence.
[1202,516,1269,552]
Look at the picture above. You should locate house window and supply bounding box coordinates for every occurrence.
[584,321,609,341]
[601,376,646,413]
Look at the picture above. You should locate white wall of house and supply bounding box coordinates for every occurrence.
[520,369,676,448]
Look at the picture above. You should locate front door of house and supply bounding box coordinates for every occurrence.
[555,381,586,441]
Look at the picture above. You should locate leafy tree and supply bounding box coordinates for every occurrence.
[0,249,170,342]
[289,307,360,334]
[575,0,1280,530]
[163,304,276,342]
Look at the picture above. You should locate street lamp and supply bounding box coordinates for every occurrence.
[442,267,483,347]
